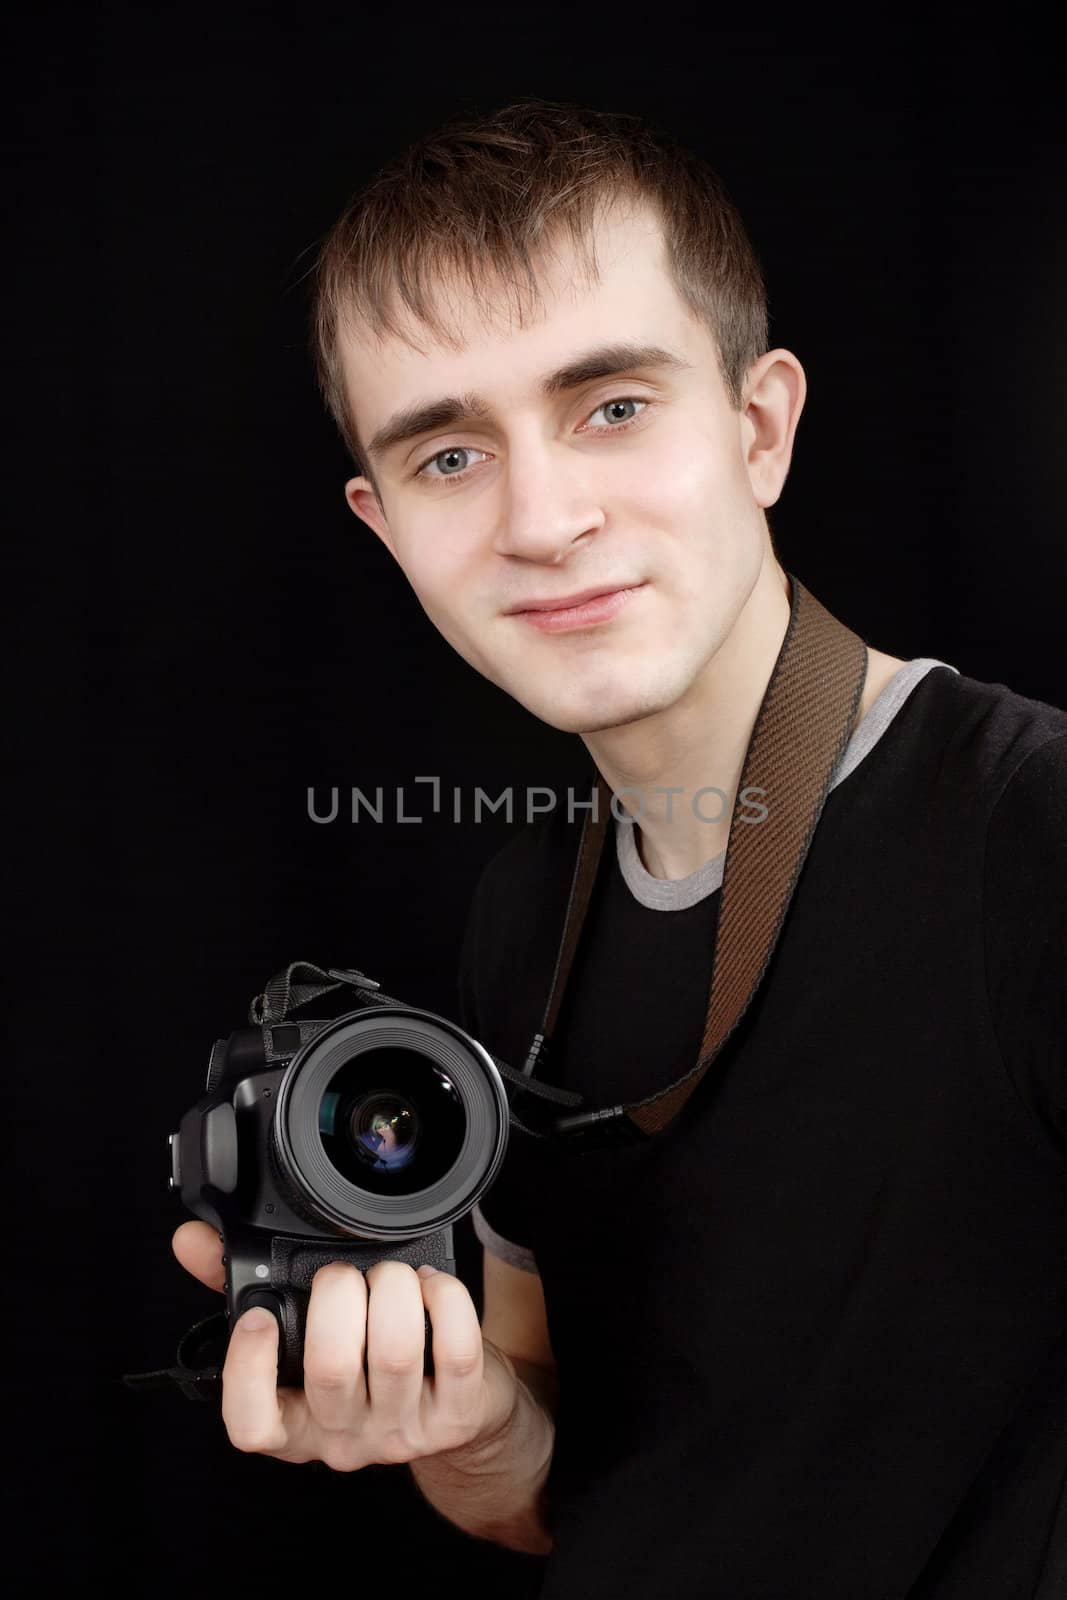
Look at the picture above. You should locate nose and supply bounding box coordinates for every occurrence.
[491,439,606,564]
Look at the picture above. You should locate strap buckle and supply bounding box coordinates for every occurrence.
[552,1104,649,1150]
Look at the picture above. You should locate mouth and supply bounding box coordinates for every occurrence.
[508,583,648,635]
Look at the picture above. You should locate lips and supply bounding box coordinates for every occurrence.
[508,583,646,634]
[508,583,639,614]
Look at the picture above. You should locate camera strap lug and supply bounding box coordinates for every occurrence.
[249,961,400,1026]
[552,1104,648,1146]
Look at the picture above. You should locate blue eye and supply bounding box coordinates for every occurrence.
[420,445,485,481]
[589,398,644,427]
[413,395,651,487]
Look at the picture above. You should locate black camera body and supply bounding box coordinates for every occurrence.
[169,979,511,1388]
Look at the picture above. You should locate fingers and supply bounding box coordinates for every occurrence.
[221,1304,289,1455]
[362,1260,430,1460]
[416,1269,492,1446]
[171,1220,225,1292]
[302,1262,369,1433]
[198,1248,492,1471]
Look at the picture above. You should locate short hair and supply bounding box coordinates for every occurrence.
[308,96,770,496]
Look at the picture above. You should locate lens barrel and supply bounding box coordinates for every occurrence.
[271,1007,509,1239]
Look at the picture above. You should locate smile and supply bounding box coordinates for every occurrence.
[509,584,648,634]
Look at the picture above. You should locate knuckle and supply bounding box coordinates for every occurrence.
[375,1427,418,1465]
[320,1441,368,1474]
[304,1367,356,1394]
[227,1428,269,1455]
[372,1352,421,1380]
[440,1352,481,1381]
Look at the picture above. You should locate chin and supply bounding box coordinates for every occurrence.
[478,631,692,732]
[523,681,678,736]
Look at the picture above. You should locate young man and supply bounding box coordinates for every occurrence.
[172,99,1067,1597]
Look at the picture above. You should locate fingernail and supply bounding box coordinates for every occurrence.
[416,1265,438,1280]
[239,1307,271,1331]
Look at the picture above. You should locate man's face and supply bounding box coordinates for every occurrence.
[342,199,799,734]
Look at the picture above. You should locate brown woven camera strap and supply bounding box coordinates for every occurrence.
[530,572,869,1141]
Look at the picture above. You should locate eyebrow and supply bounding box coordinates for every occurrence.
[364,341,694,467]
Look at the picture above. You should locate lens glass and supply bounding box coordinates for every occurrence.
[348,1093,418,1172]
[317,1046,465,1197]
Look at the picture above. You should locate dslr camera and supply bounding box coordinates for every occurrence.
[167,961,513,1387]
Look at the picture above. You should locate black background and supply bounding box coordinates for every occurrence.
[9,4,1065,1591]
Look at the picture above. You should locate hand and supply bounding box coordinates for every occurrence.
[171,1220,521,1472]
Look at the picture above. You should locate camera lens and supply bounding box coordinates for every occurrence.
[349,1093,417,1170]
[272,1008,510,1238]
[317,1045,466,1196]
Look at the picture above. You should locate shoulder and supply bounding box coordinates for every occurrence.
[906,665,1067,808]
[980,719,1067,1159]
[984,721,1067,872]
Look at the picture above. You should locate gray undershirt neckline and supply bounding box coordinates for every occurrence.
[615,657,959,911]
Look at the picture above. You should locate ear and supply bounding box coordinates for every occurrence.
[739,349,807,510]
[344,475,397,561]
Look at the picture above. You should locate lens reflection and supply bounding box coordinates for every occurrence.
[317,1046,465,1196]
[350,1094,417,1172]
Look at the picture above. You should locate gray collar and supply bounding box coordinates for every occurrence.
[615,658,959,911]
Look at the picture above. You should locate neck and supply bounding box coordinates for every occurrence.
[581,562,892,882]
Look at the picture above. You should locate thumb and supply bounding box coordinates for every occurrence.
[171,1220,225,1293]
[235,1305,277,1334]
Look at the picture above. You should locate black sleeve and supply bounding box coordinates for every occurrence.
[983,732,1067,1161]
[456,855,540,1271]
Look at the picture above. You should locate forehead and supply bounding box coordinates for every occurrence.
[339,200,716,438]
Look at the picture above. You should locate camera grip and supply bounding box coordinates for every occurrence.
[242,1285,435,1387]
[232,1228,455,1387]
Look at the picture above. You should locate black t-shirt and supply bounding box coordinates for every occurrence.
[457,659,1067,1600]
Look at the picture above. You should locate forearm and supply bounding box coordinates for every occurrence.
[408,1358,557,1555]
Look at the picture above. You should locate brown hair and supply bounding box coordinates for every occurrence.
[307,96,769,498]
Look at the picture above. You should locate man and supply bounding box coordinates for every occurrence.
[172,98,1067,1597]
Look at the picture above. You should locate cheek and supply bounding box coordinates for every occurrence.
[623,423,740,524]
[394,525,468,605]
[392,535,486,656]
